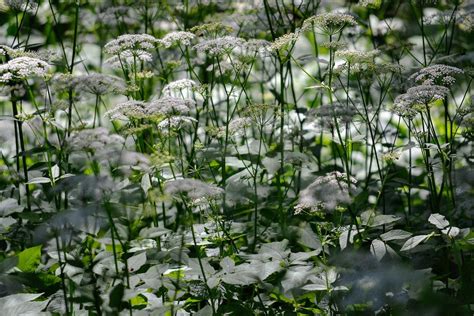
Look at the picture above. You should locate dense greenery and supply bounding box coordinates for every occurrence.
[0,0,473,314]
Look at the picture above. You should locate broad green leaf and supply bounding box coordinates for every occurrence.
[0,198,22,216]
[297,225,323,252]
[17,245,42,272]
[380,229,412,241]
[301,278,328,291]
[109,283,125,309]
[219,257,235,273]
[370,239,386,261]
[0,292,48,314]
[428,213,449,229]
[442,226,460,238]
[400,235,429,251]
[127,252,147,273]
[370,215,401,227]
[26,177,51,184]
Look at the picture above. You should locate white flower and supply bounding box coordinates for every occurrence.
[157,115,197,131]
[193,36,246,56]
[268,32,300,52]
[0,56,50,82]
[67,127,124,152]
[105,50,153,67]
[302,12,357,34]
[408,64,464,87]
[393,85,449,117]
[336,49,380,63]
[159,31,195,48]
[104,100,147,120]
[147,96,196,116]
[75,73,125,95]
[162,79,198,95]
[164,178,223,204]
[295,171,357,212]
[5,0,38,13]
[104,34,159,55]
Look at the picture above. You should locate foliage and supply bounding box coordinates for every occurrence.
[0,0,473,315]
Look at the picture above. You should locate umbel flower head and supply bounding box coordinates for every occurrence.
[0,56,50,82]
[75,73,125,96]
[104,34,159,55]
[336,49,380,64]
[67,127,124,153]
[268,31,300,53]
[164,178,224,205]
[302,12,357,35]
[104,34,159,66]
[295,171,358,213]
[393,85,449,118]
[159,31,195,48]
[147,96,196,116]
[162,79,199,95]
[408,64,464,87]
[5,0,38,13]
[193,36,246,56]
[104,100,148,120]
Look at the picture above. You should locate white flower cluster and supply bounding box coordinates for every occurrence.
[75,73,125,96]
[408,64,464,86]
[157,115,197,132]
[159,31,196,48]
[295,171,357,213]
[148,96,196,115]
[268,31,300,52]
[0,56,50,82]
[302,12,357,34]
[104,100,148,120]
[105,96,196,120]
[393,85,449,118]
[162,79,198,95]
[67,127,124,152]
[336,49,380,63]
[164,178,224,204]
[311,103,358,129]
[104,34,159,66]
[104,34,159,55]
[193,36,246,56]
[5,0,38,13]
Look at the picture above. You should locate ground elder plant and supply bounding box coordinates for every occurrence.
[0,0,473,315]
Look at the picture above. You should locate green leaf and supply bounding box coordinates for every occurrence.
[370,239,386,261]
[17,245,42,272]
[301,278,328,291]
[370,215,401,227]
[109,283,125,309]
[428,213,449,229]
[127,252,147,273]
[0,292,48,314]
[26,177,51,185]
[380,229,412,241]
[0,198,22,216]
[400,235,429,251]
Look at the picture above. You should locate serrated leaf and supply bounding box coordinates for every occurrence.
[428,213,449,229]
[400,235,429,251]
[380,229,412,241]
